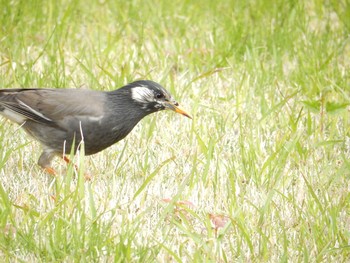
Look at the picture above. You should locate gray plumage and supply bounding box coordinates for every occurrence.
[0,80,191,169]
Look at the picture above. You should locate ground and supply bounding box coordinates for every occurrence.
[0,0,349,261]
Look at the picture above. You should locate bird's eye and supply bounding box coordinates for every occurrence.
[156,93,164,99]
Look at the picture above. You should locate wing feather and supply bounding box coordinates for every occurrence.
[0,88,106,125]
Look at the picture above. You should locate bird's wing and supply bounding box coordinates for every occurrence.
[0,88,106,125]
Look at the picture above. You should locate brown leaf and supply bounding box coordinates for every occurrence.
[209,213,230,229]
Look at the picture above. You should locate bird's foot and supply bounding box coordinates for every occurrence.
[44,167,57,176]
[62,155,92,181]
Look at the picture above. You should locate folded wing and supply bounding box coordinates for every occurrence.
[0,88,105,125]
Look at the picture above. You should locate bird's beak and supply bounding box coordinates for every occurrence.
[163,101,192,119]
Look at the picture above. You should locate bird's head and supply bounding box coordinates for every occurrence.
[127,80,192,119]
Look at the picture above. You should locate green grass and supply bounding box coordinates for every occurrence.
[1,0,350,261]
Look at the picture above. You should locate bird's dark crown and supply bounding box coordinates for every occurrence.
[127,80,171,99]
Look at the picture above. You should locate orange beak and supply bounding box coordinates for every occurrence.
[163,101,192,119]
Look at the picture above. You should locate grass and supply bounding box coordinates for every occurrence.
[0,0,350,261]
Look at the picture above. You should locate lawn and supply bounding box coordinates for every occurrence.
[0,0,349,261]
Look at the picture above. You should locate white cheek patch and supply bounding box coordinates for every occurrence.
[131,87,155,103]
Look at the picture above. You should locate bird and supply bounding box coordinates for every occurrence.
[0,80,191,174]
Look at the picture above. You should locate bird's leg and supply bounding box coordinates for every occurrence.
[62,155,80,172]
[39,151,58,176]
[39,152,75,177]
[62,156,72,165]
[44,167,57,176]
[39,151,91,180]
[61,155,92,181]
